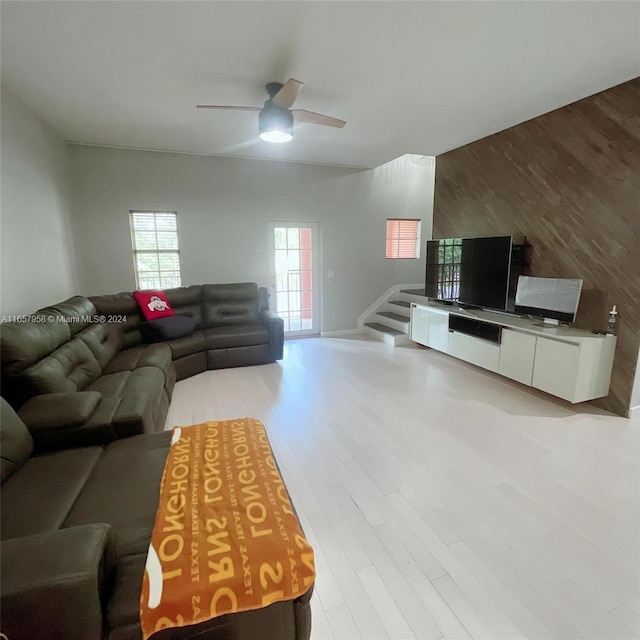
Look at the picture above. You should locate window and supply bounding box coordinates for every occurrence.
[129,211,181,289]
[434,237,463,300]
[385,219,421,259]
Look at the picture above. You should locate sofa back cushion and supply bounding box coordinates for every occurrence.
[0,398,34,483]
[36,296,97,335]
[1,321,72,407]
[90,292,143,349]
[1,321,71,376]
[202,283,260,327]
[78,323,122,369]
[165,285,204,328]
[13,339,102,404]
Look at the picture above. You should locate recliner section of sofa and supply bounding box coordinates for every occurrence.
[1,296,173,445]
[0,398,311,640]
[1,283,283,445]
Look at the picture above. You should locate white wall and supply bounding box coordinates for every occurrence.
[68,147,434,332]
[0,84,77,315]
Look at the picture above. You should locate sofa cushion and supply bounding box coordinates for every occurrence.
[86,371,130,398]
[204,324,269,349]
[133,291,174,321]
[88,368,164,403]
[64,431,172,558]
[0,446,103,540]
[201,283,261,327]
[15,338,102,402]
[36,296,97,335]
[86,368,166,437]
[164,285,204,328]
[102,344,172,377]
[90,293,143,349]
[122,369,164,405]
[0,399,34,483]
[166,330,206,360]
[1,321,71,376]
[78,323,122,369]
[140,315,195,343]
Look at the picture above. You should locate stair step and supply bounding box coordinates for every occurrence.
[389,299,411,309]
[378,311,410,323]
[400,288,427,297]
[364,322,404,336]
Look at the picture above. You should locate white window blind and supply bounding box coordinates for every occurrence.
[385,219,421,259]
[129,211,182,290]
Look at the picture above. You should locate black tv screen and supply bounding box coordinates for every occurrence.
[425,236,512,311]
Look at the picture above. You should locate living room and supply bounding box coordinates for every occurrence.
[1,2,639,640]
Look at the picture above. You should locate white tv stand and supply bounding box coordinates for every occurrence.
[410,302,616,403]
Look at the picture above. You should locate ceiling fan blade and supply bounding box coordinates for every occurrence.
[292,109,346,128]
[196,105,261,111]
[271,78,304,109]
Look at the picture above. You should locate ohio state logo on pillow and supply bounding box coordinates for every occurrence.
[133,290,176,320]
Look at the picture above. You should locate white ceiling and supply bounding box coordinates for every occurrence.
[2,1,639,169]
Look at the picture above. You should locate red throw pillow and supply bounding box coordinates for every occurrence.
[133,290,175,320]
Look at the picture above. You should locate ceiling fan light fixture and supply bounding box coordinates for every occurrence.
[258,106,293,144]
[197,78,346,142]
[259,129,293,144]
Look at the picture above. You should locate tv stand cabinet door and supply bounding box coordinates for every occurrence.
[498,329,536,386]
[448,331,500,372]
[410,304,430,346]
[531,338,580,402]
[427,309,449,352]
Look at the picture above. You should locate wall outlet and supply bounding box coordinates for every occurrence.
[327,270,335,278]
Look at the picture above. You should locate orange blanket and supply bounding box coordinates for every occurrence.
[140,418,315,639]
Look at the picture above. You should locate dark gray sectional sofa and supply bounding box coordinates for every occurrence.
[90,282,283,382]
[0,284,302,640]
[0,282,283,449]
[0,398,312,640]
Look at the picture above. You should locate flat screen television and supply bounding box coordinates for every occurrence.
[425,235,512,311]
[515,276,583,324]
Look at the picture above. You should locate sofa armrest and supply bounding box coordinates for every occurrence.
[18,392,117,451]
[0,524,115,640]
[261,309,284,361]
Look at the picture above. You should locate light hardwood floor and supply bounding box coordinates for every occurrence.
[165,335,640,640]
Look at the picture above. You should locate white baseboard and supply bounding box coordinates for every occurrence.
[320,328,362,337]
[629,405,640,421]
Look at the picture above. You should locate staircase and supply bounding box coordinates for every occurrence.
[361,287,428,346]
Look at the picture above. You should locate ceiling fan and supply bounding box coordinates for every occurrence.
[197,78,346,143]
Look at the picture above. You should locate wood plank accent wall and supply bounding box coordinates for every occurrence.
[433,78,640,417]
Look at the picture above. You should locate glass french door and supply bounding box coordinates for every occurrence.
[269,222,320,336]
